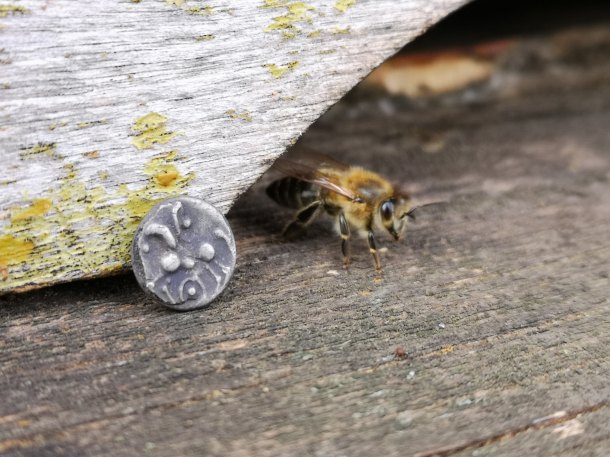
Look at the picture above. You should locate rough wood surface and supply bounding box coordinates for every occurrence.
[0,0,467,293]
[1,31,609,455]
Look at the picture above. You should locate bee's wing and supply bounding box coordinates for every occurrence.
[280,145,351,171]
[271,146,360,201]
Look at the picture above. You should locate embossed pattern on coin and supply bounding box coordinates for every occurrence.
[131,196,236,311]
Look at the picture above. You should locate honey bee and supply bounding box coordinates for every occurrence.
[266,147,416,271]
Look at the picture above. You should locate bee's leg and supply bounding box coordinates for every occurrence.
[367,230,382,271]
[282,201,321,239]
[339,212,351,269]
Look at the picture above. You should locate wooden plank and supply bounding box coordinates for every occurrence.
[1,28,609,454]
[0,0,467,293]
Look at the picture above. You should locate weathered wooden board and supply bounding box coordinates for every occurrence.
[0,0,467,293]
[1,60,609,455]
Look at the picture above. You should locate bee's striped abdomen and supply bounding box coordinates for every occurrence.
[266,177,319,209]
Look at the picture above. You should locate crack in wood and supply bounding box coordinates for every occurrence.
[413,399,610,457]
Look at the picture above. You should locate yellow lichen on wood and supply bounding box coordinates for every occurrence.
[265,61,299,78]
[162,0,214,15]
[48,121,67,131]
[332,26,350,34]
[188,6,214,15]
[0,5,30,17]
[154,166,180,187]
[131,112,176,150]
[195,34,215,41]
[144,151,193,189]
[0,235,34,271]
[19,143,59,159]
[126,150,195,216]
[334,0,356,13]
[11,198,52,222]
[143,149,178,171]
[226,109,253,122]
[263,1,315,39]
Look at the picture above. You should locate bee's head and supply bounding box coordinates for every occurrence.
[379,195,412,241]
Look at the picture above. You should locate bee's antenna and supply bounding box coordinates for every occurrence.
[404,201,447,221]
[405,208,416,221]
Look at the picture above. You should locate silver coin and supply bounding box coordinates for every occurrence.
[131,196,236,311]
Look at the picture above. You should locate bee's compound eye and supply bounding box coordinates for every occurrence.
[381,200,394,221]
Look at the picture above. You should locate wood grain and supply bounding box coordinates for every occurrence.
[0,0,467,293]
[1,35,609,454]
